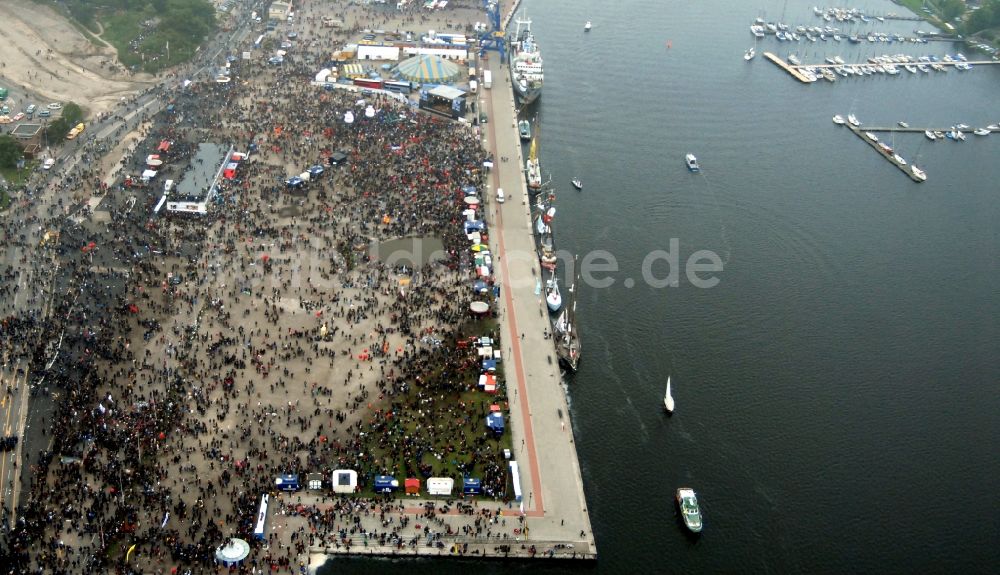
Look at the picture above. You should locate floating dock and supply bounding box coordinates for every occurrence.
[763,52,816,83]
[841,122,925,182]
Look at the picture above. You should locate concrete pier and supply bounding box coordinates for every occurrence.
[842,123,925,182]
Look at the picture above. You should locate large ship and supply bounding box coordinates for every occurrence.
[509,12,543,105]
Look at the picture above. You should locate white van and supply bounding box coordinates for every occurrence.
[469,80,478,94]
[164,179,174,194]
[42,158,56,170]
[496,188,505,203]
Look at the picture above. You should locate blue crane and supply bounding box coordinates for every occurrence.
[478,0,506,60]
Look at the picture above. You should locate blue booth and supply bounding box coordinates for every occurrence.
[374,475,399,493]
[274,474,300,492]
[462,477,482,496]
[486,412,505,437]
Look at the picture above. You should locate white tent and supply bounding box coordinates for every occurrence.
[315,68,332,83]
[427,477,454,496]
[331,469,358,493]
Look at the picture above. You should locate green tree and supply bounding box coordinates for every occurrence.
[0,135,23,169]
[62,103,85,126]
[939,0,966,22]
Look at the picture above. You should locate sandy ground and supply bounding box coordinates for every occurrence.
[0,0,154,116]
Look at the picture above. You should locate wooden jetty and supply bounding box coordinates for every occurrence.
[851,126,996,134]
[763,52,816,83]
[790,60,1000,70]
[840,123,925,182]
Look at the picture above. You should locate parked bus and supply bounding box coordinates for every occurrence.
[383,80,412,94]
[353,78,384,90]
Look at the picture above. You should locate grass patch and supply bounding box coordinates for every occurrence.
[0,188,10,211]
[0,162,35,188]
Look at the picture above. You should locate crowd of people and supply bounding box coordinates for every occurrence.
[0,1,531,572]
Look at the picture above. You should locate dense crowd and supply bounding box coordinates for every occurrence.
[0,1,526,572]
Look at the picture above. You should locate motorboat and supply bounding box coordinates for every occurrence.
[910,165,927,182]
[865,131,878,142]
[847,114,860,127]
[676,488,703,533]
[832,114,846,125]
[545,275,562,312]
[744,47,755,61]
[898,121,909,128]
[924,130,937,140]
[571,178,582,190]
[787,54,801,65]
[664,377,674,413]
[518,119,532,141]
[685,153,700,172]
[973,128,991,136]
[893,153,907,166]
[987,124,999,131]
[584,21,591,31]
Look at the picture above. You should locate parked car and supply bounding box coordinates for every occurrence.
[47,102,63,109]
[38,109,51,118]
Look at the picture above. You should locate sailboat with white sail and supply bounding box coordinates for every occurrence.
[664,377,675,413]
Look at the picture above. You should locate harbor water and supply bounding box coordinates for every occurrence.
[321,0,999,572]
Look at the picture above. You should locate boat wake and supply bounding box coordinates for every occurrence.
[691,170,733,266]
[591,328,650,443]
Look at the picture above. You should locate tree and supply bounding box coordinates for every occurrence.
[0,135,23,169]
[939,0,966,22]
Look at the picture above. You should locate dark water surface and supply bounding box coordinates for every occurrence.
[322,0,1000,573]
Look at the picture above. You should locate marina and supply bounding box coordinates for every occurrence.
[764,52,1000,84]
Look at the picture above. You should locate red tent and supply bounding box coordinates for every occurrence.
[405,478,420,495]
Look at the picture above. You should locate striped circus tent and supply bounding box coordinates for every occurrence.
[393,54,460,83]
[341,63,365,78]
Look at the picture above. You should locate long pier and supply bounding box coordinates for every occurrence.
[790,60,1000,70]
[850,126,996,134]
[841,123,925,182]
[763,51,817,83]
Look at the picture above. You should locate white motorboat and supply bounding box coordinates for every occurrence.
[571,178,583,190]
[685,153,700,172]
[664,377,675,413]
[787,54,801,65]
[832,114,846,125]
[898,121,909,128]
[584,21,591,31]
[973,128,991,136]
[924,130,937,140]
[545,275,562,312]
[911,165,927,182]
[893,153,907,166]
[744,47,755,61]
[847,114,860,127]
[956,123,970,130]
[987,124,999,131]
[865,131,878,142]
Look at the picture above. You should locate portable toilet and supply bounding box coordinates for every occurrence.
[374,475,399,493]
[486,412,504,436]
[405,478,420,495]
[462,477,482,496]
[274,474,300,492]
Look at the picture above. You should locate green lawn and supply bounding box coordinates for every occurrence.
[0,162,35,188]
[0,188,10,211]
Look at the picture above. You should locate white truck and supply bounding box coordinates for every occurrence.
[482,69,492,89]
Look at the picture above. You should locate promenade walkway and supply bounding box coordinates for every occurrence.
[480,52,596,552]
